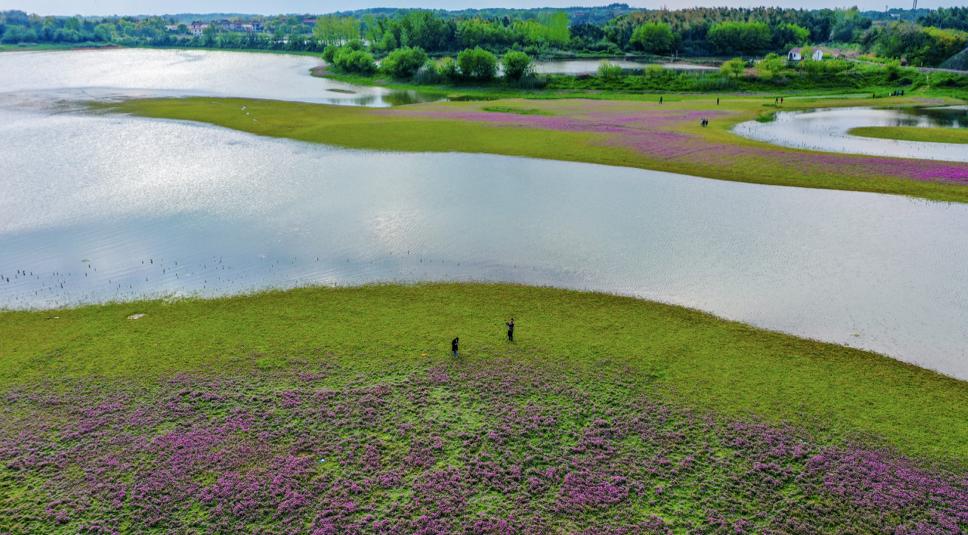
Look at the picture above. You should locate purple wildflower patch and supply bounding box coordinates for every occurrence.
[0,360,964,532]
[398,104,968,185]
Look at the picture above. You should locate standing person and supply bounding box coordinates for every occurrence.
[506,318,515,342]
[659,96,663,104]
[717,97,720,105]
[451,337,459,358]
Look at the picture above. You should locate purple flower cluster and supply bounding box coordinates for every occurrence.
[399,104,968,185]
[0,359,964,533]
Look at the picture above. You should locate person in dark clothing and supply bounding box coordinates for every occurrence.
[506,318,515,342]
[717,97,720,105]
[451,337,459,358]
[659,96,663,104]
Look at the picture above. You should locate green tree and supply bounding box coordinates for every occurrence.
[332,47,377,74]
[543,11,571,46]
[313,16,359,46]
[502,50,533,81]
[381,46,428,79]
[457,47,498,81]
[630,22,677,54]
[757,52,786,79]
[720,57,746,78]
[772,23,809,50]
[93,22,115,42]
[707,21,772,55]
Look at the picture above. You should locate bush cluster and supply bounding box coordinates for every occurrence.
[323,42,377,75]
[380,46,428,79]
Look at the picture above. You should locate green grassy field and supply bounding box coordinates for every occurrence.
[108,94,968,203]
[850,125,968,144]
[2,283,965,465]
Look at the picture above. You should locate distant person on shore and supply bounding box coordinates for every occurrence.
[506,318,515,342]
[452,337,459,358]
[659,96,663,104]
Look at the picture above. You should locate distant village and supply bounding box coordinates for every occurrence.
[166,18,317,37]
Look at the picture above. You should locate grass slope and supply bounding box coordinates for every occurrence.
[1,283,965,464]
[108,95,968,203]
[850,125,968,144]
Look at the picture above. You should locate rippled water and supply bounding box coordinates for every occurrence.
[2,105,967,379]
[0,48,436,107]
[1,49,967,380]
[735,106,968,162]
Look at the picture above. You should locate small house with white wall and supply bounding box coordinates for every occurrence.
[788,48,824,62]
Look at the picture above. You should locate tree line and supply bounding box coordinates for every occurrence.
[2,7,967,67]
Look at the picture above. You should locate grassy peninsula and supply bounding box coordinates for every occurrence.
[850,125,968,144]
[109,94,968,203]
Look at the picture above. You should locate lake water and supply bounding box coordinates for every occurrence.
[534,59,718,75]
[0,48,435,107]
[735,106,968,162]
[1,49,967,380]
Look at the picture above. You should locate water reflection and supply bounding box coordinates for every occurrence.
[533,59,717,75]
[2,107,967,379]
[734,106,968,162]
[894,106,968,128]
[0,48,440,108]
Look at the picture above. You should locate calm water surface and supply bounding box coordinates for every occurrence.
[1,50,967,380]
[2,106,967,379]
[0,48,436,107]
[534,59,717,74]
[735,106,968,162]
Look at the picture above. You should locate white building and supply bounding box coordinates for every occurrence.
[788,47,824,62]
[189,22,209,36]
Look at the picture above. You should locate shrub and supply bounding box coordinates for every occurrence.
[381,47,428,79]
[757,53,786,79]
[413,60,443,84]
[322,45,339,63]
[502,50,533,81]
[516,74,548,90]
[720,57,746,79]
[435,57,460,81]
[457,47,498,82]
[332,48,377,75]
[597,62,624,81]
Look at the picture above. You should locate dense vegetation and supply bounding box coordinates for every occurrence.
[1,284,966,532]
[2,6,967,68]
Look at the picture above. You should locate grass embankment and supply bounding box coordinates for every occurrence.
[109,94,968,203]
[850,125,968,144]
[2,284,966,531]
[1,284,965,463]
[0,42,117,53]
